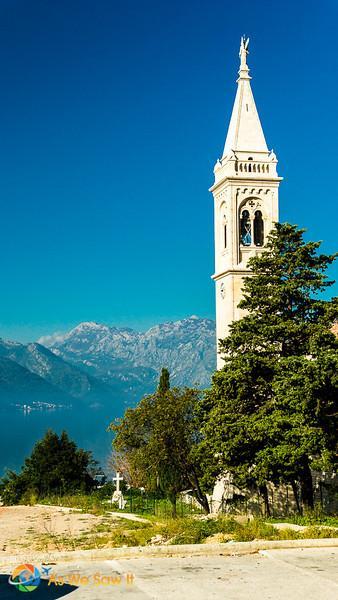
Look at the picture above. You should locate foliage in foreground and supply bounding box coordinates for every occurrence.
[0,430,101,505]
[199,223,338,512]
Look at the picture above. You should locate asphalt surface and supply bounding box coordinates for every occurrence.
[1,547,337,599]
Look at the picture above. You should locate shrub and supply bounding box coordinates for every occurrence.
[20,489,39,506]
[303,526,337,539]
[231,520,277,542]
[169,518,218,544]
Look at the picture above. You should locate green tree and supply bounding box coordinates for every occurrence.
[158,367,170,394]
[199,223,338,512]
[0,430,100,504]
[110,370,210,516]
[0,470,29,506]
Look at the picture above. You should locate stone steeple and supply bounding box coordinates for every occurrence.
[210,38,282,369]
[223,37,268,156]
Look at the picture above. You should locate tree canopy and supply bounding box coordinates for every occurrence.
[110,370,210,515]
[0,430,100,505]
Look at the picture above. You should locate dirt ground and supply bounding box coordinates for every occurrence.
[0,505,107,552]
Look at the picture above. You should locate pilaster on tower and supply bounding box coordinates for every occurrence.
[210,37,282,369]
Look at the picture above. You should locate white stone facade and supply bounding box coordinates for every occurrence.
[211,38,282,368]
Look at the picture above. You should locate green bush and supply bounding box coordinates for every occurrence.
[168,518,218,544]
[20,488,39,506]
[231,520,277,542]
[217,517,239,534]
[275,528,302,540]
[0,470,27,505]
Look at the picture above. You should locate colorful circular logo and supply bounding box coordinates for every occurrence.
[9,564,41,592]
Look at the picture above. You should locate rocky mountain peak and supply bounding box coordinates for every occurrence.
[42,316,216,388]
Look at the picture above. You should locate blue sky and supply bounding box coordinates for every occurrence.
[0,0,337,342]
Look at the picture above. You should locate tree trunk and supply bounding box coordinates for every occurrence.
[300,463,314,511]
[194,491,210,514]
[169,493,177,518]
[190,469,210,514]
[259,484,271,517]
[291,481,302,515]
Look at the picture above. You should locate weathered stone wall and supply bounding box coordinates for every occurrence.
[211,471,338,516]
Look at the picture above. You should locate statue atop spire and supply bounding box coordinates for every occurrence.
[239,36,249,64]
[238,36,250,79]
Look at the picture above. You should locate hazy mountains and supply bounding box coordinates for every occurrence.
[41,316,216,388]
[0,317,216,411]
[0,339,121,408]
[0,355,73,406]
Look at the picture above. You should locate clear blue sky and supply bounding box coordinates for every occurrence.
[0,0,337,342]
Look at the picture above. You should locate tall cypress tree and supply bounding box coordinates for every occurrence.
[158,367,170,394]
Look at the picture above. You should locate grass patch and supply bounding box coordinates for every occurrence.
[38,494,108,515]
[25,507,338,551]
[267,515,338,528]
[231,520,278,542]
[166,518,219,544]
[302,526,338,539]
[125,497,204,518]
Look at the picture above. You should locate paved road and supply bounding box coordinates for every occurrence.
[0,547,337,599]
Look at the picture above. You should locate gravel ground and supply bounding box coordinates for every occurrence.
[0,505,104,552]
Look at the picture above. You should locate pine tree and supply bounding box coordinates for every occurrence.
[200,223,338,511]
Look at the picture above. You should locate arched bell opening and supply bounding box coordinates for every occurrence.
[240,209,251,246]
[253,210,264,246]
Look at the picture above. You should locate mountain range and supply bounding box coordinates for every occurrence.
[0,316,216,412]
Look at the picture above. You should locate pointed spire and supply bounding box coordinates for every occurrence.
[222,37,268,157]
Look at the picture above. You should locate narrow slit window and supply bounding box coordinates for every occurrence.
[224,224,227,248]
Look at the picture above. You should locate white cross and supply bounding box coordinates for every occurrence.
[113,471,124,493]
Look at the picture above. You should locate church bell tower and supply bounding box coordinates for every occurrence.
[211,38,282,368]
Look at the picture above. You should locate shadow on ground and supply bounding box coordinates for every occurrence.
[0,575,77,598]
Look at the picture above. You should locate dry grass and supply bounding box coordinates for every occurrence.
[28,516,338,551]
[1,504,336,553]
